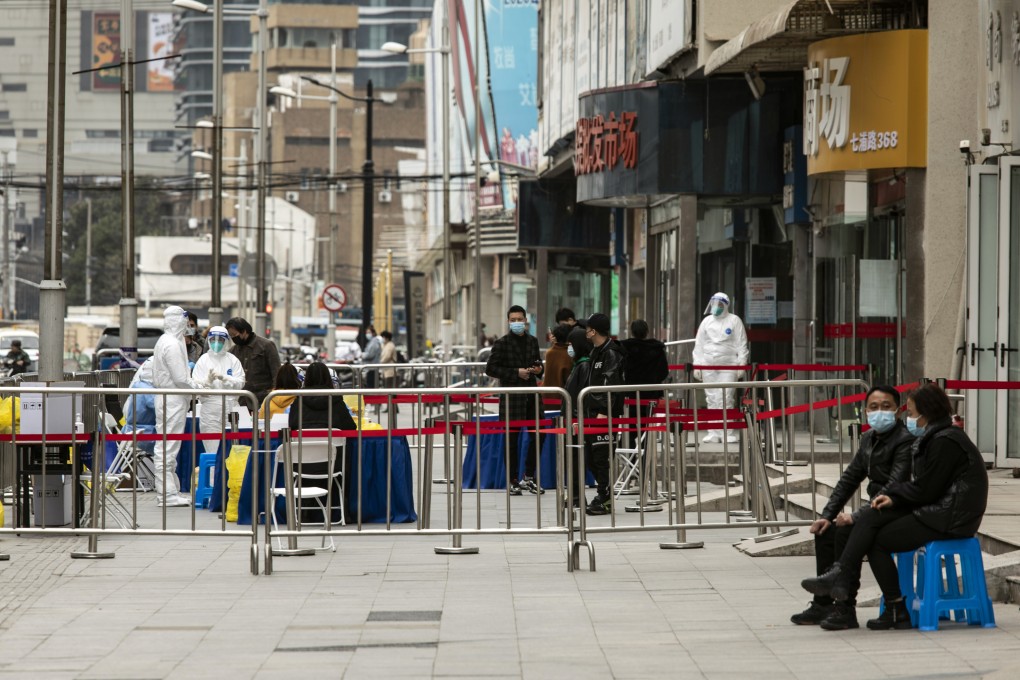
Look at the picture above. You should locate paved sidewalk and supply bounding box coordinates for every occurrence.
[1,522,1018,679]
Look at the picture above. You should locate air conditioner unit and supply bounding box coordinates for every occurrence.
[285,191,300,203]
[377,189,392,204]
[337,182,348,193]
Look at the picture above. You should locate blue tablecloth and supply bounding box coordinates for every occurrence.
[463,414,562,490]
[234,435,417,525]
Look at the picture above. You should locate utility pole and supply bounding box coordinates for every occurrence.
[440,10,452,356]
[360,79,375,340]
[326,41,338,359]
[255,0,269,336]
[1,150,10,320]
[119,0,138,366]
[40,0,68,382]
[85,198,92,314]
[208,0,224,327]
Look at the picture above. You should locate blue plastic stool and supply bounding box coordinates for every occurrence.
[913,538,996,631]
[194,453,217,509]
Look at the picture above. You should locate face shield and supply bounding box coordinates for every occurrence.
[704,293,730,316]
[207,326,229,355]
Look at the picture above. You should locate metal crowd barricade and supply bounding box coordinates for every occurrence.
[261,385,577,574]
[0,384,262,574]
[572,378,870,571]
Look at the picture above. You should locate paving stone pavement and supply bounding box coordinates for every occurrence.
[1,515,1019,679]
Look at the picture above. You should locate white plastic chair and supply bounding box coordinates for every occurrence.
[270,438,345,552]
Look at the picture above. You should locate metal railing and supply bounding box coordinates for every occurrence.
[0,384,262,574]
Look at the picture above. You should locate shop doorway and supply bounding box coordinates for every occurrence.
[814,213,904,386]
[965,161,1020,468]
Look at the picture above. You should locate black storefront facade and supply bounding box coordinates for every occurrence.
[571,78,802,363]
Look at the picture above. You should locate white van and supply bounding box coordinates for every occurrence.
[0,328,40,365]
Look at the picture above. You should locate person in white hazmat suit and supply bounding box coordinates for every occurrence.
[692,292,749,443]
[192,326,246,455]
[151,305,199,506]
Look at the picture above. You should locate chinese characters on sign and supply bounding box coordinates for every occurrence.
[850,130,898,153]
[574,111,639,176]
[744,277,777,325]
[803,56,850,156]
[92,13,122,91]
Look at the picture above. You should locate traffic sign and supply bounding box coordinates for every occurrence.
[321,283,347,312]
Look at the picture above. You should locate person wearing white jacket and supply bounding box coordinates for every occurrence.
[692,292,749,443]
[192,326,246,455]
[151,305,199,506]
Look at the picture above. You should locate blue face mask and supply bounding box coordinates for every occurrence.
[906,416,925,437]
[867,410,897,434]
[209,339,226,353]
[567,346,575,358]
[509,321,526,335]
[711,305,725,317]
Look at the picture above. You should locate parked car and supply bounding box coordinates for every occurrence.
[92,319,165,370]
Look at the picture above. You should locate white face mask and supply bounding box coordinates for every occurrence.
[567,346,575,358]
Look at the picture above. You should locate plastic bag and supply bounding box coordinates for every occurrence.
[0,395,20,434]
[224,445,251,522]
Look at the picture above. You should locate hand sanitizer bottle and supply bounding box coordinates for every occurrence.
[74,412,84,435]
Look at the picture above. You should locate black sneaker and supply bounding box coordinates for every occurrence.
[508,482,523,496]
[866,599,912,630]
[790,601,834,626]
[519,477,545,495]
[820,602,859,630]
[585,495,611,516]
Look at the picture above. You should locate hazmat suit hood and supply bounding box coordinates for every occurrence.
[704,292,730,317]
[133,357,155,386]
[163,305,189,339]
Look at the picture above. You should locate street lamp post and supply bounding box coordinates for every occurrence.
[298,75,387,345]
[383,12,451,353]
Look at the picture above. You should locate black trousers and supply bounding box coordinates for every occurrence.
[812,523,854,605]
[838,506,951,600]
[585,434,611,499]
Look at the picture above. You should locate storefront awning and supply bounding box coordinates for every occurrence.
[704,0,923,75]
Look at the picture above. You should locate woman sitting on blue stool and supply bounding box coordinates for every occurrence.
[801,383,988,630]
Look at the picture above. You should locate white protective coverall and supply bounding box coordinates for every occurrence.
[192,326,246,454]
[151,306,198,501]
[692,292,749,442]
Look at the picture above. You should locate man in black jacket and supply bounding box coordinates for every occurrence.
[791,385,913,630]
[226,317,282,410]
[582,313,625,515]
[621,318,669,417]
[485,305,543,495]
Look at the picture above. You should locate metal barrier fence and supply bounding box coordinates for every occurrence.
[0,384,262,574]
[571,378,870,570]
[258,385,575,575]
[8,373,1007,576]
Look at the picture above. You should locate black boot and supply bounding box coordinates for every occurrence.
[866,599,912,630]
[801,563,854,601]
[820,602,860,630]
[790,600,834,626]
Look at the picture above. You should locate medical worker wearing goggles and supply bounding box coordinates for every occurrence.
[192,326,246,454]
[692,292,749,443]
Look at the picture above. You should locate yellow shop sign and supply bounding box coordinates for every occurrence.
[804,29,927,175]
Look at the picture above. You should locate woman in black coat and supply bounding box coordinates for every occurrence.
[802,383,988,630]
[287,362,358,521]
